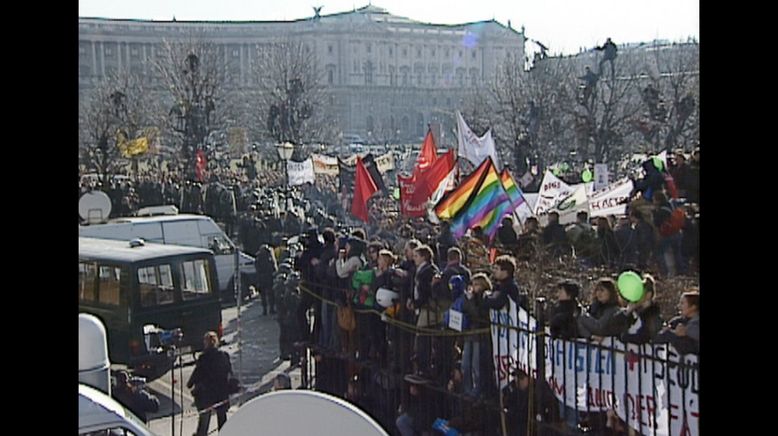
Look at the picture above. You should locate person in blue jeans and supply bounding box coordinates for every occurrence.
[461,273,492,398]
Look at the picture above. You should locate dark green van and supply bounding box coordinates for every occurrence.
[79,237,222,379]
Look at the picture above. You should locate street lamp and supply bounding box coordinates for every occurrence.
[276,141,295,190]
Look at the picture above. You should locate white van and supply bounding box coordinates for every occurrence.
[79,213,256,303]
[79,383,156,436]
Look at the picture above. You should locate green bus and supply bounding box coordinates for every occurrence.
[79,237,222,379]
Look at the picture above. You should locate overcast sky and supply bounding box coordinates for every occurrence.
[79,0,699,56]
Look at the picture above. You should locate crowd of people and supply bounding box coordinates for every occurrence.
[85,146,700,435]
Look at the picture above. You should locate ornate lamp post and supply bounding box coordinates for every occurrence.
[276,141,295,191]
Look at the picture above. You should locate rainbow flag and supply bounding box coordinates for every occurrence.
[449,158,512,239]
[500,169,526,209]
[434,157,491,220]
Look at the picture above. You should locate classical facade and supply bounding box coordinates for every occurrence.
[79,4,525,144]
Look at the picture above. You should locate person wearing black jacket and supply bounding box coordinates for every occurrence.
[577,279,628,339]
[543,212,571,257]
[596,216,620,268]
[317,228,339,350]
[630,209,654,270]
[436,222,458,269]
[188,332,233,436]
[613,274,663,344]
[549,281,582,340]
[112,371,159,423]
[296,229,324,343]
[497,216,519,249]
[432,247,471,301]
[255,244,278,315]
[484,255,527,311]
[655,291,699,354]
[410,244,439,377]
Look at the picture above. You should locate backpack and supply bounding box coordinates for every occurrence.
[659,206,685,237]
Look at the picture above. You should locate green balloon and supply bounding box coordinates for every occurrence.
[393,187,401,200]
[552,167,562,176]
[617,271,645,303]
[582,169,593,182]
[560,162,570,171]
[652,156,664,172]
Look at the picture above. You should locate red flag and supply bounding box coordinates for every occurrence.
[351,157,379,222]
[410,150,456,204]
[415,128,438,172]
[195,149,207,182]
[398,173,426,217]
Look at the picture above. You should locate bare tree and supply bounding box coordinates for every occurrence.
[79,72,158,186]
[564,53,644,164]
[249,38,338,158]
[153,38,234,178]
[633,41,699,152]
[489,54,579,174]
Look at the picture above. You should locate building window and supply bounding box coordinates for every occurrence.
[105,47,113,56]
[472,51,476,59]
[328,69,334,85]
[364,61,374,85]
[432,48,436,57]
[417,48,422,58]
[366,43,371,53]
[389,47,393,56]
[80,46,86,55]
[446,48,450,57]
[403,48,407,57]
[328,45,333,54]
[389,66,396,86]
[459,50,463,58]
[233,49,239,57]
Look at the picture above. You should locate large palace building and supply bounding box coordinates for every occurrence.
[78,4,526,144]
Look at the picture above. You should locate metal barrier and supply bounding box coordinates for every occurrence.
[290,281,698,436]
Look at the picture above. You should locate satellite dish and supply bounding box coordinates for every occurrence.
[219,390,389,436]
[79,191,112,224]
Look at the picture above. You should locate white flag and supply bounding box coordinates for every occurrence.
[588,178,634,218]
[374,152,396,173]
[287,158,315,186]
[550,185,589,225]
[456,111,500,169]
[533,170,573,216]
[311,153,339,175]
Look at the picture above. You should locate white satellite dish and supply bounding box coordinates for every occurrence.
[79,191,112,224]
[219,390,389,436]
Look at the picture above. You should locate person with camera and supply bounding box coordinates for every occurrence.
[112,370,159,423]
[188,331,234,436]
